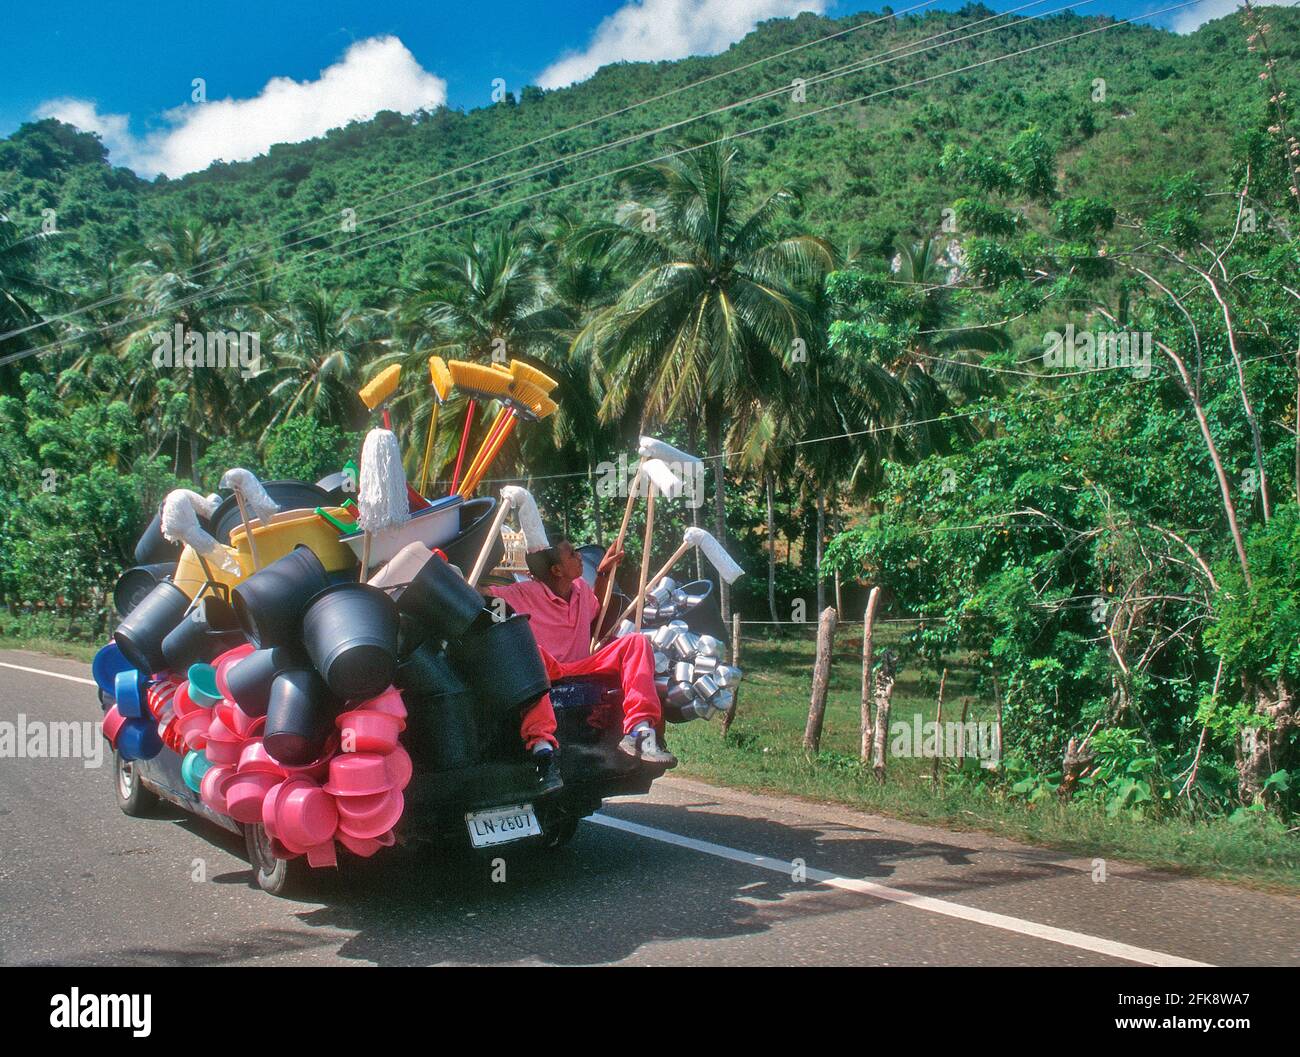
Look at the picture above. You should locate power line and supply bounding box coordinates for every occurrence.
[0,1,1182,370]
[0,0,947,344]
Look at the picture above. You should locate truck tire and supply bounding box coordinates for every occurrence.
[114,751,160,818]
[542,818,579,849]
[244,824,303,897]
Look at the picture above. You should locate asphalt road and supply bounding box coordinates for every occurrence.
[1,648,1296,967]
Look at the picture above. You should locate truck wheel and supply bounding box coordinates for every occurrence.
[114,751,159,818]
[542,819,578,849]
[244,824,302,897]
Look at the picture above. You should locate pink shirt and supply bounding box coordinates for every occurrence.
[486,577,600,663]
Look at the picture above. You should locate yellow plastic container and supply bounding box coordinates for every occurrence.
[172,544,248,600]
[229,506,356,573]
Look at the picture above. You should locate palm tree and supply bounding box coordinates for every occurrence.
[117,217,265,470]
[253,289,386,433]
[0,207,64,389]
[390,228,565,488]
[577,138,836,620]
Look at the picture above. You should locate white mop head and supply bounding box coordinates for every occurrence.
[684,527,744,584]
[219,468,280,524]
[638,436,703,466]
[160,489,240,575]
[640,457,685,498]
[501,485,548,553]
[358,428,411,532]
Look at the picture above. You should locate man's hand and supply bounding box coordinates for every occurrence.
[597,543,625,575]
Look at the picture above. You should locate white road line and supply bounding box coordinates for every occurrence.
[591,813,1211,967]
[0,660,97,687]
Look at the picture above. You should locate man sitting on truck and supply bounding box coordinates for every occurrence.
[485,538,676,767]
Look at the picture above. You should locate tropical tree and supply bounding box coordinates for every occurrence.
[0,205,64,388]
[576,138,836,620]
[253,289,387,433]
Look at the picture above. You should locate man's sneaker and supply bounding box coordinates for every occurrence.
[533,746,563,792]
[617,728,678,768]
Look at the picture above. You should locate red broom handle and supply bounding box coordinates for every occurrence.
[450,399,477,493]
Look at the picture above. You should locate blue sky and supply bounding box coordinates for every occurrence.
[1,0,1239,176]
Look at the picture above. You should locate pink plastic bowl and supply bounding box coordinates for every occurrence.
[238,738,286,777]
[335,709,403,754]
[200,764,236,815]
[171,681,200,719]
[102,705,127,746]
[337,790,403,840]
[306,842,338,869]
[214,643,255,700]
[207,712,242,743]
[336,828,396,858]
[177,710,211,751]
[262,778,304,840]
[335,788,395,825]
[386,747,413,791]
[276,783,339,850]
[216,698,257,738]
[356,686,407,724]
[322,753,394,797]
[203,736,242,766]
[224,770,280,823]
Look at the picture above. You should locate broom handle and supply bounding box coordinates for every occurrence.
[633,484,656,632]
[417,401,440,495]
[466,496,515,587]
[233,492,262,572]
[462,407,510,492]
[601,538,692,645]
[450,399,477,493]
[461,417,517,497]
[592,468,643,650]
[360,532,373,585]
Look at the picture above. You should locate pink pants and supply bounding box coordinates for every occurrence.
[519,635,662,749]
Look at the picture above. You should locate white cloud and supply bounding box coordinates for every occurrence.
[35,36,447,177]
[537,0,828,89]
[1169,0,1243,34]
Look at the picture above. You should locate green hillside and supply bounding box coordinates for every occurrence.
[2,6,1295,295]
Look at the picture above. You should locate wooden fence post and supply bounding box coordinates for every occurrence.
[932,666,948,783]
[859,587,881,763]
[870,649,898,783]
[721,612,742,735]
[802,607,838,753]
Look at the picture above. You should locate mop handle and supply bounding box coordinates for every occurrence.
[633,484,657,632]
[450,399,477,494]
[232,491,262,572]
[466,495,515,587]
[601,538,692,645]
[591,469,643,651]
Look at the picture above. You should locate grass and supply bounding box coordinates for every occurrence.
[669,627,1300,893]
[0,612,99,662]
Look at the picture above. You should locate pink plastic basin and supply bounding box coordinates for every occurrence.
[322,753,393,797]
[335,709,402,754]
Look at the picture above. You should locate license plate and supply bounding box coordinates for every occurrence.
[465,803,541,848]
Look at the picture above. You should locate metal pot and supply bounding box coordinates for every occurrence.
[692,673,720,700]
[672,661,695,684]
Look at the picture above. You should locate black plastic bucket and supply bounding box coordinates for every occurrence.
[133,512,183,566]
[113,562,177,618]
[263,667,334,766]
[301,582,399,701]
[224,645,304,717]
[447,612,550,714]
[113,580,191,675]
[396,642,481,770]
[231,545,329,648]
[161,596,245,671]
[439,497,500,573]
[396,551,484,642]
